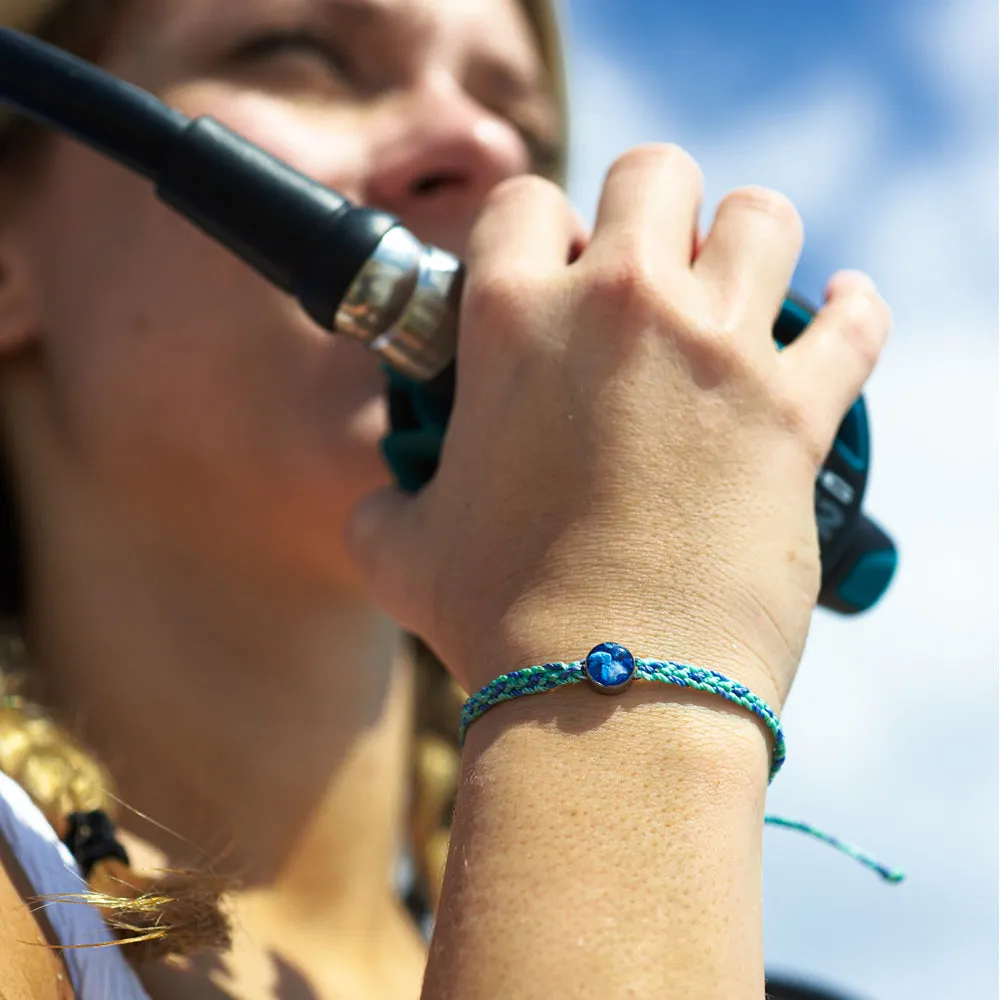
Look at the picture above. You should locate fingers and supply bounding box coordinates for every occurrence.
[344,486,423,635]
[779,270,892,448]
[587,144,703,273]
[693,186,804,335]
[465,176,581,278]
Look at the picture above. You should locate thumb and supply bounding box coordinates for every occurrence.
[344,486,423,627]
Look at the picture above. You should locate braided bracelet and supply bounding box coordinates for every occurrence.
[459,642,904,885]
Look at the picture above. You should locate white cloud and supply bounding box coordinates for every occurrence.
[567,51,891,244]
[566,44,682,220]
[855,141,997,339]
[854,0,998,345]
[567,10,997,344]
[906,0,998,121]
[764,329,997,997]
[565,2,997,996]
[690,79,887,239]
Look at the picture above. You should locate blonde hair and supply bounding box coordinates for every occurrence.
[0,638,233,959]
[0,0,568,962]
[0,0,58,30]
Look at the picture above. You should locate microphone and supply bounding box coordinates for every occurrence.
[0,27,459,383]
[0,27,897,614]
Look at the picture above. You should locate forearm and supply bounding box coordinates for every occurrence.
[421,681,772,1000]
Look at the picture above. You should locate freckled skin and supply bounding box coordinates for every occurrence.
[0,1,559,998]
[3,0,552,594]
[0,832,74,1000]
[0,2,893,997]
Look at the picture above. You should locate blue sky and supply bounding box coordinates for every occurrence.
[560,1,998,998]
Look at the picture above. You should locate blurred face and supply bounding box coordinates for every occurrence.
[0,0,559,589]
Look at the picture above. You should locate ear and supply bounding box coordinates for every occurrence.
[0,226,42,358]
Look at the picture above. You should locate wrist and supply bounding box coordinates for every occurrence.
[464,615,793,715]
[459,632,788,760]
[431,680,772,999]
[461,676,775,793]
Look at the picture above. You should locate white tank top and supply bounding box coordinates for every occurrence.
[0,770,151,999]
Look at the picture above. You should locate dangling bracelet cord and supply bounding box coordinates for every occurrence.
[459,643,904,885]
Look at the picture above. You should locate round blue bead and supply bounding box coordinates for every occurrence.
[584,643,636,693]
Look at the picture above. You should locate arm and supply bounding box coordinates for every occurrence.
[423,683,771,1000]
[0,832,75,1000]
[347,145,891,1000]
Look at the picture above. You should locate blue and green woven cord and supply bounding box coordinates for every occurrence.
[459,644,904,886]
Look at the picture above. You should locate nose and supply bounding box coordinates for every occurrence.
[363,72,533,248]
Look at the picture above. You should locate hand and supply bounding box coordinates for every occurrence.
[346,144,891,710]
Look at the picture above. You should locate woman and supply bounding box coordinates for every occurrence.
[0,0,892,998]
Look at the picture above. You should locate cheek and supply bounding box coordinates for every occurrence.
[167,83,372,200]
[24,137,393,561]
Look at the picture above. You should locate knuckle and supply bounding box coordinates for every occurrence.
[666,302,757,384]
[586,254,663,316]
[582,268,759,382]
[774,391,828,465]
[801,428,832,470]
[805,418,837,468]
[776,387,810,434]
[465,267,534,327]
